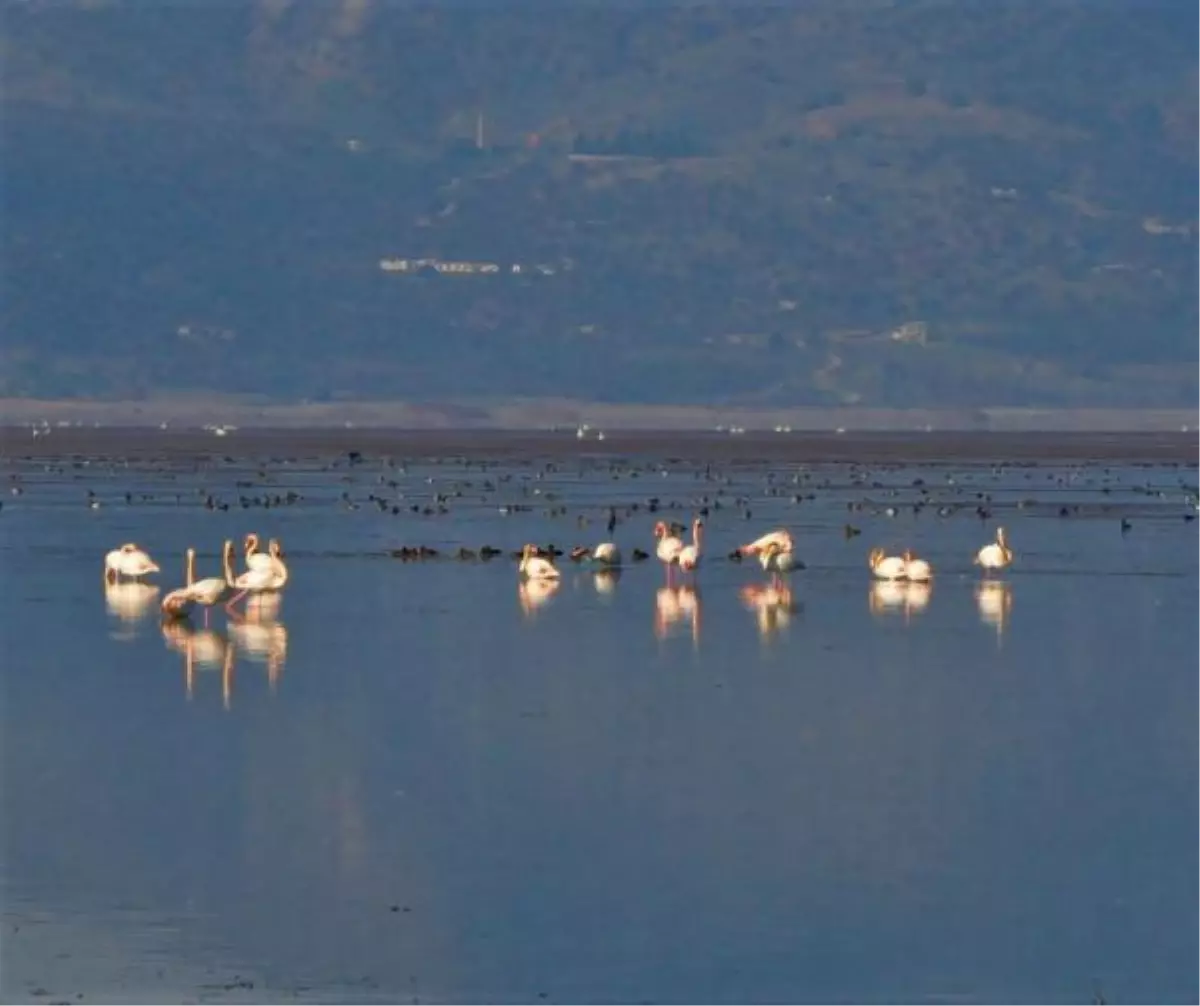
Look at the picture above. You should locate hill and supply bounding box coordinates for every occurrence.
[1,0,1197,407]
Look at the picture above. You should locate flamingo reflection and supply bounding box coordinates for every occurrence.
[518,576,560,617]
[654,584,702,647]
[868,580,932,623]
[226,602,289,692]
[975,580,1013,646]
[105,581,160,639]
[161,620,235,709]
[592,568,621,598]
[738,582,800,642]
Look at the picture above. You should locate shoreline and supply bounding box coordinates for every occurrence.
[2,426,1195,463]
[0,397,1195,434]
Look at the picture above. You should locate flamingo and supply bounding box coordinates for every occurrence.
[868,547,907,580]
[902,549,933,582]
[654,520,684,581]
[677,517,704,574]
[104,542,159,583]
[758,540,801,587]
[590,542,622,566]
[738,528,793,556]
[265,538,289,590]
[160,548,198,620]
[975,526,1013,574]
[184,540,237,626]
[242,533,275,575]
[518,543,561,580]
[226,541,279,612]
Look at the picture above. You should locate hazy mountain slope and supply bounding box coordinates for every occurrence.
[2,0,1196,406]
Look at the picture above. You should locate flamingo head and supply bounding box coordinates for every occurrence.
[243,532,260,554]
[868,547,883,568]
[653,521,668,539]
[268,538,284,558]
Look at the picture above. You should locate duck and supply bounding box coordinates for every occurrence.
[974,526,1013,573]
[868,547,907,580]
[104,542,159,583]
[902,549,933,582]
[518,543,561,581]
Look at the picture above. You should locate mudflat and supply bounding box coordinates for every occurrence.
[2,426,1196,463]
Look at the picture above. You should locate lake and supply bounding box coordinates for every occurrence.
[2,430,1196,1004]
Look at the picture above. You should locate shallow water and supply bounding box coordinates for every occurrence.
[2,441,1197,1004]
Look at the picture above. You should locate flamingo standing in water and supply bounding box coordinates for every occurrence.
[104,543,159,583]
[868,547,908,580]
[758,540,800,587]
[975,527,1013,574]
[902,549,933,582]
[186,540,237,626]
[738,528,793,557]
[654,521,684,582]
[518,543,561,581]
[160,548,198,620]
[677,518,704,575]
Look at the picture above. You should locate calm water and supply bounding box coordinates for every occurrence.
[2,441,1197,1004]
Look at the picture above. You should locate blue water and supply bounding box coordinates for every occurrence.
[2,445,1196,1004]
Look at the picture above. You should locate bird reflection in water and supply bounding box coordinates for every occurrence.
[518,577,561,618]
[226,594,289,692]
[654,585,702,647]
[975,580,1013,646]
[592,568,621,599]
[738,582,801,643]
[161,620,235,709]
[105,581,161,640]
[868,580,933,623]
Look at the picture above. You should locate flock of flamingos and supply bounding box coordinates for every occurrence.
[102,520,1015,628]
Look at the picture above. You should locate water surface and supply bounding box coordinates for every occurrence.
[2,436,1196,1003]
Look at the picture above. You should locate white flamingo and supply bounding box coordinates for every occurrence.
[654,521,684,580]
[868,547,908,580]
[738,528,793,556]
[104,542,159,583]
[242,533,275,575]
[590,542,622,566]
[518,543,561,581]
[758,540,800,587]
[975,526,1013,574]
[265,538,289,590]
[226,542,279,612]
[677,517,704,574]
[902,549,933,582]
[160,548,198,620]
[182,540,237,626]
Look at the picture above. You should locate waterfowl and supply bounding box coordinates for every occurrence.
[868,547,907,580]
[654,520,684,576]
[185,540,237,626]
[677,518,704,573]
[104,542,159,583]
[518,543,561,581]
[738,528,793,556]
[975,526,1013,573]
[160,548,198,620]
[902,549,933,582]
[590,542,622,566]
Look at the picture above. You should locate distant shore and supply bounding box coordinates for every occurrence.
[0,397,1195,434]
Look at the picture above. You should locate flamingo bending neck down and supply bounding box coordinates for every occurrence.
[104,542,159,584]
[759,540,799,587]
[869,547,907,580]
[678,518,704,574]
[739,528,793,556]
[161,548,198,620]
[902,549,933,582]
[518,543,561,581]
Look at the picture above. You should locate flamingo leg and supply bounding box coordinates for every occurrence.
[225,589,248,612]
